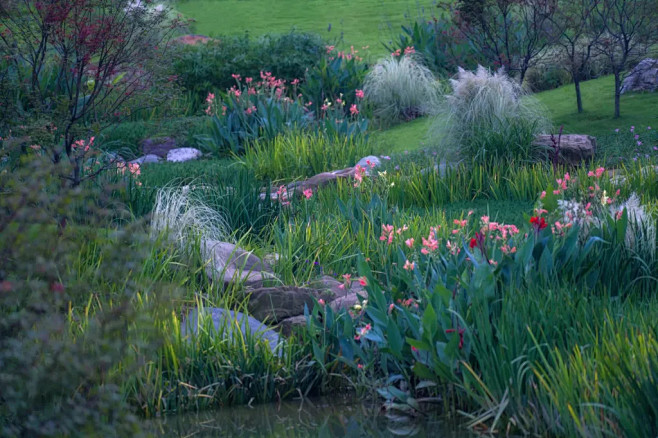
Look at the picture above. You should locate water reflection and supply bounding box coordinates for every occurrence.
[149,396,469,437]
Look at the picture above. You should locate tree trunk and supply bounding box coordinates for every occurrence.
[614,71,621,119]
[574,79,583,113]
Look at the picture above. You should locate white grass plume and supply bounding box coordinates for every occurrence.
[151,185,230,248]
[431,65,551,161]
[614,193,656,260]
[364,55,442,125]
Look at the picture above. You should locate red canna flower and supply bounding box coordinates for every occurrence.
[530,216,547,231]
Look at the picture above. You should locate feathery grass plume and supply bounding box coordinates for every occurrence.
[614,193,657,260]
[363,54,443,126]
[150,185,231,249]
[431,65,551,164]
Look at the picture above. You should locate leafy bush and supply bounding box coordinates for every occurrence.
[198,73,368,156]
[171,31,326,105]
[240,131,373,181]
[384,17,480,77]
[525,65,572,92]
[363,55,442,126]
[98,117,210,158]
[0,156,166,436]
[301,47,369,119]
[0,0,183,185]
[431,66,552,164]
[197,73,312,154]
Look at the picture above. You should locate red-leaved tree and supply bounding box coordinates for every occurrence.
[0,0,186,184]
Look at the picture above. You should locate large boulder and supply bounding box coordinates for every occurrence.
[277,315,307,337]
[182,307,281,354]
[276,287,368,337]
[247,286,331,323]
[621,59,658,94]
[141,137,178,158]
[201,240,276,289]
[167,147,202,163]
[356,155,382,174]
[533,134,596,166]
[307,275,365,301]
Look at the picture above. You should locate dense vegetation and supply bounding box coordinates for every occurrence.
[2,0,658,436]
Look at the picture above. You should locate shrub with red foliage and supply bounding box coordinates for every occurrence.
[0,0,188,185]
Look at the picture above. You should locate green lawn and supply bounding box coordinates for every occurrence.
[371,117,431,153]
[536,75,658,137]
[174,0,437,56]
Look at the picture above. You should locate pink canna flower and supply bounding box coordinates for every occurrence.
[355,89,364,99]
[303,188,313,199]
[353,164,366,187]
[358,277,368,287]
[404,46,415,55]
[350,104,359,116]
[403,260,415,271]
[405,238,415,248]
[380,224,395,244]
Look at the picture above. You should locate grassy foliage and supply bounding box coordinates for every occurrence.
[239,132,373,181]
[364,55,442,126]
[431,66,552,163]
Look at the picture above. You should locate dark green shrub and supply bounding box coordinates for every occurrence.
[525,65,572,92]
[198,74,368,156]
[0,156,168,436]
[98,117,210,158]
[384,17,481,77]
[301,48,369,119]
[172,31,326,104]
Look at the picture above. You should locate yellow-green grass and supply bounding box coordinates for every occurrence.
[174,0,438,57]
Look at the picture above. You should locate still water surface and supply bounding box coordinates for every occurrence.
[149,395,472,437]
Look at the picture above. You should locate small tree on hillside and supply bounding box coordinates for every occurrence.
[0,0,186,185]
[594,0,658,118]
[551,0,604,113]
[452,0,558,85]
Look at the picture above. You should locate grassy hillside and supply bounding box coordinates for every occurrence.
[374,75,658,154]
[536,75,658,137]
[175,0,438,56]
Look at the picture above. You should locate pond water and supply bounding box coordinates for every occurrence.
[148,395,472,437]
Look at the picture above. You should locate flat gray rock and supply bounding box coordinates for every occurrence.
[166,147,202,163]
[182,307,282,354]
[202,239,276,288]
[130,154,162,165]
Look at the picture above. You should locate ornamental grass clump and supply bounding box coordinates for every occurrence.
[432,66,551,164]
[363,55,442,126]
[151,186,230,249]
